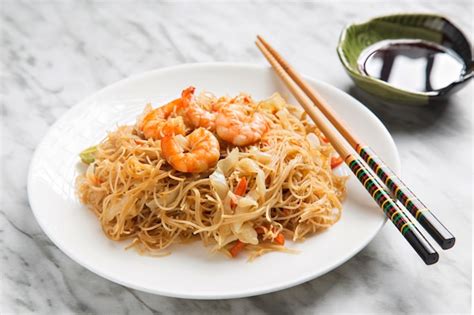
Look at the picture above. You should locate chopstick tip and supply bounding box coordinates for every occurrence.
[256,35,265,43]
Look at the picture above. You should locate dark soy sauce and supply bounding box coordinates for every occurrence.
[359,40,466,93]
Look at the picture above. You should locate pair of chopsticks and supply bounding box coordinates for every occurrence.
[255,35,455,265]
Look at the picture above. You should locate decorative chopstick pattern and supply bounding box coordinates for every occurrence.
[348,157,413,235]
[357,145,455,249]
[347,156,439,265]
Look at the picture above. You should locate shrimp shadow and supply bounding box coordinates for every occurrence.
[345,86,453,135]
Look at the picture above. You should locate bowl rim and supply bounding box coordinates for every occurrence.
[336,13,472,100]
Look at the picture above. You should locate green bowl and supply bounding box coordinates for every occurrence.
[337,13,473,106]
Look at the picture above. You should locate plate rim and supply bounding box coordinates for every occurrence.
[27,62,401,299]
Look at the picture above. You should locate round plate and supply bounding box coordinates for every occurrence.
[28,63,400,299]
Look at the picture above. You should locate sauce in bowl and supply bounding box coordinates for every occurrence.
[359,40,466,93]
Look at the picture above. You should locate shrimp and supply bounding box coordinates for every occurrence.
[161,127,220,173]
[181,86,217,130]
[137,98,186,140]
[215,104,268,146]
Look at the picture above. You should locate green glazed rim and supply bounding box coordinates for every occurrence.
[337,13,473,106]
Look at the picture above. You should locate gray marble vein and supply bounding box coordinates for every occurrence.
[1,0,472,314]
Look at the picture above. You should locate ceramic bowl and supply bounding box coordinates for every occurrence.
[337,13,473,105]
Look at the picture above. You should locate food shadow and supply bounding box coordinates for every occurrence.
[346,86,453,135]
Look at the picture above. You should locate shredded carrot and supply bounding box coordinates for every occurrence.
[231,177,248,209]
[230,198,237,209]
[321,134,329,143]
[274,233,285,245]
[92,176,102,185]
[229,240,245,257]
[234,177,247,196]
[331,156,343,169]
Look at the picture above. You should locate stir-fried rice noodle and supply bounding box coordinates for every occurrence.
[76,92,347,259]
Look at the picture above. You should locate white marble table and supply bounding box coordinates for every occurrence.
[1,1,472,314]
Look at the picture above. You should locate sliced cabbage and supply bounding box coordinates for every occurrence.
[218,148,240,176]
[209,171,228,200]
[217,234,238,249]
[232,222,258,245]
[209,148,240,199]
[236,195,258,209]
[306,132,320,149]
[104,196,130,222]
[237,158,266,198]
[221,192,234,215]
[248,147,272,164]
[276,108,291,129]
[258,93,286,113]
[231,195,258,231]
[146,186,180,208]
[215,224,237,248]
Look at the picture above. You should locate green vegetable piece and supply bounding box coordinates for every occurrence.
[79,146,97,164]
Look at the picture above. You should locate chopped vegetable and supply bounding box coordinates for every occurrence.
[321,134,329,143]
[105,195,130,222]
[229,240,245,257]
[232,222,258,245]
[218,148,239,176]
[237,158,266,198]
[230,177,248,209]
[331,156,343,169]
[248,147,272,163]
[235,196,257,209]
[258,92,286,113]
[274,233,285,245]
[234,177,247,196]
[209,148,239,199]
[79,146,97,164]
[209,170,228,200]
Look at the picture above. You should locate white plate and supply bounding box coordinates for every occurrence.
[28,63,400,299]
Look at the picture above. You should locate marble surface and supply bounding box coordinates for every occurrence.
[1,0,472,314]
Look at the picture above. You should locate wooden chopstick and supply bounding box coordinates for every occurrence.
[256,39,439,265]
[256,35,455,250]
